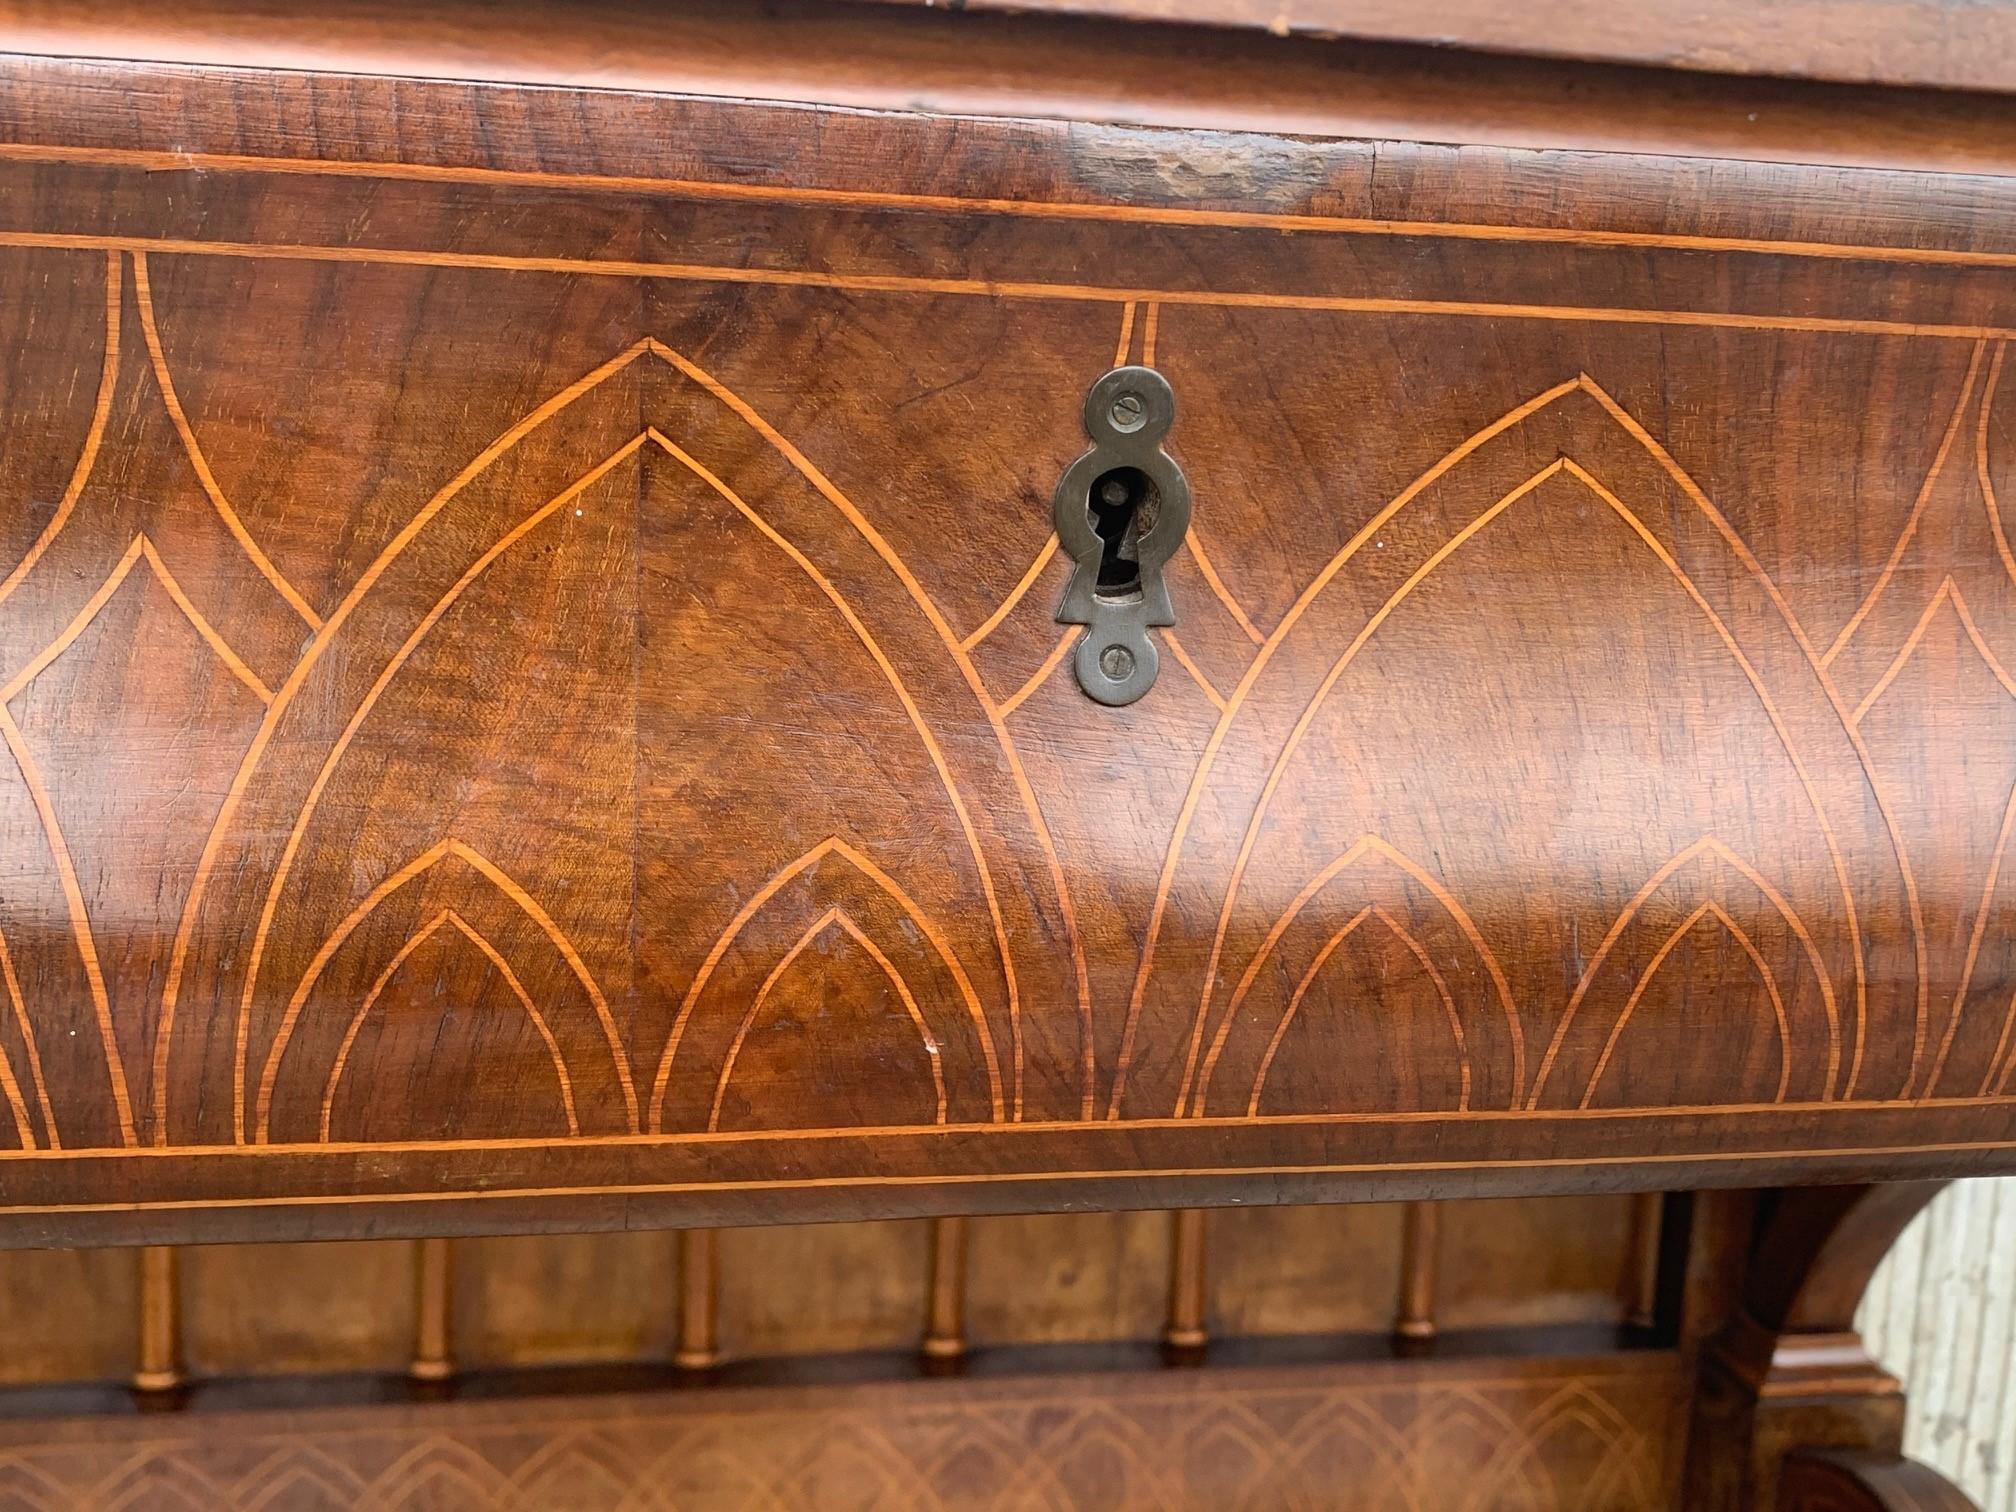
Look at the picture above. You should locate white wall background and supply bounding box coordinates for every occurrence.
[1860,1178,2016,1508]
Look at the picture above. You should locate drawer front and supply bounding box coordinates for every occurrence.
[2,56,2015,1237]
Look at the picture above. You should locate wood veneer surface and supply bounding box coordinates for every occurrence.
[2,2,2016,173]
[851,0,2016,95]
[0,1351,1688,1509]
[2,51,2016,1239]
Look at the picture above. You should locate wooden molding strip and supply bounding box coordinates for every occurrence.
[2,0,2016,174]
[847,0,2016,97]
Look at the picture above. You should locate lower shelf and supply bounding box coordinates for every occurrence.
[0,1343,1685,1510]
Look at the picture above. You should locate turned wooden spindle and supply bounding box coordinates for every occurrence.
[922,1216,970,1360]
[675,1229,722,1370]
[1395,1202,1441,1342]
[1163,1210,1208,1351]
[409,1237,455,1383]
[1623,1192,1665,1331]
[132,1246,183,1394]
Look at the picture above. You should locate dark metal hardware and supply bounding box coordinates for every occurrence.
[1051,365,1191,706]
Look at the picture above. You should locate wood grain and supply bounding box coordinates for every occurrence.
[0,1350,1688,1510]
[1685,1184,1956,1508]
[5,2,2016,175]
[1781,1449,1982,1511]
[5,54,2016,1238]
[850,0,2016,95]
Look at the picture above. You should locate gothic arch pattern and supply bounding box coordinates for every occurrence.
[652,838,1002,1132]
[1528,837,1838,1110]
[1186,837,1512,1119]
[1113,377,1911,1120]
[317,909,581,1141]
[0,156,2007,1197]
[255,840,632,1144]
[707,906,949,1131]
[0,1362,1672,1509]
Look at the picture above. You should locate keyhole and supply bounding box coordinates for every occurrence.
[1089,466,1158,601]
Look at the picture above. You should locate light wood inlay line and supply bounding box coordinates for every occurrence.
[153,337,662,1146]
[2,535,273,706]
[708,907,948,1133]
[1569,462,1871,1097]
[0,233,2007,343]
[317,911,583,1142]
[1160,630,1227,711]
[997,627,1082,717]
[1185,530,1264,645]
[644,342,1093,1121]
[0,931,51,1150]
[652,837,1001,1131]
[1226,905,1472,1120]
[1825,341,1987,665]
[1531,844,1834,1111]
[15,143,2016,272]
[962,536,1058,651]
[1853,578,2016,727]
[255,839,633,1144]
[650,429,1013,1123]
[1113,377,1583,1121]
[240,439,647,1144]
[0,1094,2011,1166]
[676,1229,721,1371]
[1936,779,2016,1097]
[1979,344,2016,587]
[130,251,322,629]
[1581,900,1795,1110]
[1576,375,1929,1100]
[4,1137,2016,1215]
[0,248,117,609]
[2,526,271,1152]
[1190,836,1509,1119]
[0,707,133,1146]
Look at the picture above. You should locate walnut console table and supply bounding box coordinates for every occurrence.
[0,2,2012,1505]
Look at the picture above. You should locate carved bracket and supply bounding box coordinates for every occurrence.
[1683,1183,1972,1510]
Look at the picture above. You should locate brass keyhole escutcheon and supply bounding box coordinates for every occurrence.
[1051,366,1191,706]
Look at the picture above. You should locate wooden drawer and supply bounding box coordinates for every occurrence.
[4,44,2016,1241]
